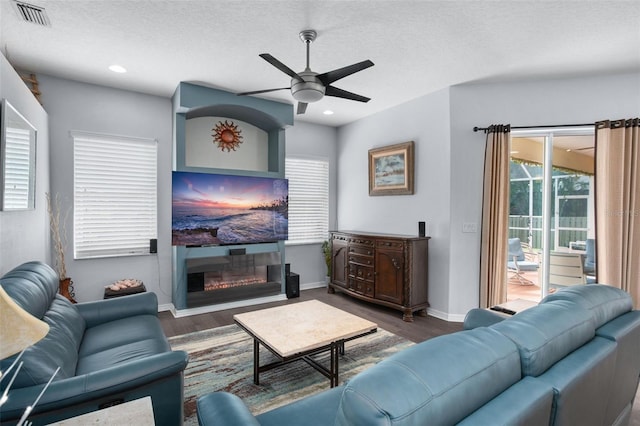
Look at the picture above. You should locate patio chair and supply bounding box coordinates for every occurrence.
[507,238,539,285]
[583,238,596,277]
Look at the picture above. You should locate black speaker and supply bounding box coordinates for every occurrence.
[285,263,291,276]
[418,222,426,237]
[150,238,157,253]
[286,273,300,299]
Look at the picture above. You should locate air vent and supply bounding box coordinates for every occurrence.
[11,1,50,26]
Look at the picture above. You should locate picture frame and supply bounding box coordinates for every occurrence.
[368,141,414,196]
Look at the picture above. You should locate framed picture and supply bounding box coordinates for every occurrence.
[368,141,414,196]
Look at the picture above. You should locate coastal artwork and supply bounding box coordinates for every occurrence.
[368,141,415,196]
[172,171,288,246]
[374,152,406,187]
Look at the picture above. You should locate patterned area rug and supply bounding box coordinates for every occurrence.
[169,324,413,425]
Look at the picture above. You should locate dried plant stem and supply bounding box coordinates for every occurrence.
[46,192,69,280]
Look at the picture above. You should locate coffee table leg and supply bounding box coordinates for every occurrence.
[330,343,339,387]
[253,338,260,385]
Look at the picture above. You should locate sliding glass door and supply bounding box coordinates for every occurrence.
[507,127,594,301]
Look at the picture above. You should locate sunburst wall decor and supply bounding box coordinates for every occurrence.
[212,120,243,152]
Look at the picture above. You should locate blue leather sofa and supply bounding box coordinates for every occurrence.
[0,261,189,425]
[196,284,640,425]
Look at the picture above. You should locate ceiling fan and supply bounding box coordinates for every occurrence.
[238,29,374,115]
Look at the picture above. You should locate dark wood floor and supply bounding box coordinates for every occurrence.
[159,287,463,343]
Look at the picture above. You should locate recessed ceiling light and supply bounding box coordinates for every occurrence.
[108,64,127,73]
[323,110,334,115]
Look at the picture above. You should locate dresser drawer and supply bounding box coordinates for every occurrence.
[348,278,374,297]
[376,239,404,250]
[349,264,374,282]
[348,253,373,267]
[349,245,374,257]
[349,237,375,248]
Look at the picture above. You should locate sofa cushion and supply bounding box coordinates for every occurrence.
[535,336,616,426]
[492,300,595,377]
[335,327,521,425]
[457,376,553,426]
[76,315,170,374]
[0,261,86,388]
[541,284,632,328]
[595,310,640,425]
[0,261,59,323]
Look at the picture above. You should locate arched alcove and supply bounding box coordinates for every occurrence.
[171,82,293,313]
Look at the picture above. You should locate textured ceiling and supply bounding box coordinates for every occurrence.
[1,0,639,127]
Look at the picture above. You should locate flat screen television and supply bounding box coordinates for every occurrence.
[172,171,288,246]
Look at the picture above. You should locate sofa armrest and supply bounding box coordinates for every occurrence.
[464,308,507,330]
[197,392,260,426]
[76,292,158,327]
[0,350,188,421]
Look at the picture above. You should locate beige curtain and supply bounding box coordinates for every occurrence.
[479,125,511,308]
[595,118,640,308]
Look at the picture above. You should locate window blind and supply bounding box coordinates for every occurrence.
[3,127,32,209]
[73,131,157,259]
[285,157,329,244]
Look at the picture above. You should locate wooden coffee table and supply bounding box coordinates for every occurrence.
[233,300,377,388]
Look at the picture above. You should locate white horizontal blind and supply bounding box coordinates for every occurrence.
[285,157,329,243]
[73,131,157,259]
[3,127,33,209]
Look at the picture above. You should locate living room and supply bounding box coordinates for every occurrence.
[1,1,639,425]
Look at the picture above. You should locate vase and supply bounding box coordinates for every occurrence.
[59,277,77,304]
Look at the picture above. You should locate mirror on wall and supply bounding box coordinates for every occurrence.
[1,99,37,211]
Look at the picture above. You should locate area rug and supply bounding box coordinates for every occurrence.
[169,324,413,425]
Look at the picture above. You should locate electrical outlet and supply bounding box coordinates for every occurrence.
[462,222,477,233]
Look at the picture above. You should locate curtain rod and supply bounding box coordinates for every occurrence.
[473,123,593,133]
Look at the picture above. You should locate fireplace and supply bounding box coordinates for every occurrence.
[186,252,282,308]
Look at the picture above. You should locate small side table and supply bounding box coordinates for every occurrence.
[46,396,155,425]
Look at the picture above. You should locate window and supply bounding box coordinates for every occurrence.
[73,131,157,259]
[285,157,329,244]
[2,126,33,210]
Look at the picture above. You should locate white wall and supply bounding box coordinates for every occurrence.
[0,53,50,275]
[284,121,338,287]
[38,74,174,304]
[335,72,639,321]
[185,116,268,170]
[336,89,452,318]
[447,72,640,318]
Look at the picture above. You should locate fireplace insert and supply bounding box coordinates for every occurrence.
[186,252,282,307]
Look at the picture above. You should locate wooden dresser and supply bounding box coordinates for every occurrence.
[328,231,430,322]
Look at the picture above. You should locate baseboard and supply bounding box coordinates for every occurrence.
[158,303,173,312]
[300,281,327,291]
[427,307,465,323]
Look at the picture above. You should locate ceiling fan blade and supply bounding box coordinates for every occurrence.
[259,54,303,82]
[237,87,290,96]
[317,60,374,85]
[297,102,308,115]
[325,85,371,103]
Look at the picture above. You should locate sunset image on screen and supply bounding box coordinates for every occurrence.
[172,171,288,246]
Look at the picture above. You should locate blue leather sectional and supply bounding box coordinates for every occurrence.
[197,284,640,425]
[0,261,189,425]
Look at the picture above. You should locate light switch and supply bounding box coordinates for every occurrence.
[462,222,477,233]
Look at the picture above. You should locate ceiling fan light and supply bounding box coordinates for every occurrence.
[292,87,324,103]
